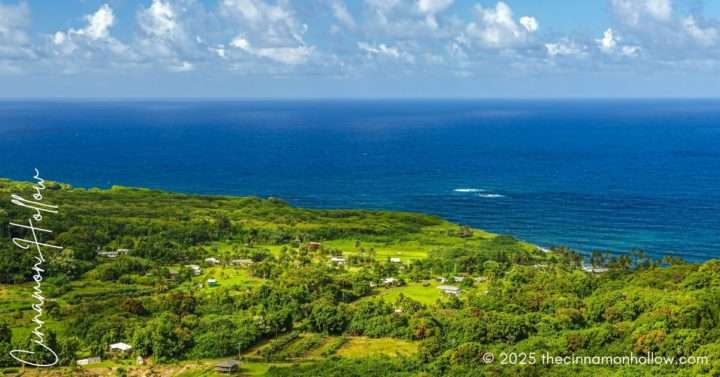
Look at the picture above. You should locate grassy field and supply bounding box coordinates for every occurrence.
[336,337,418,358]
[362,281,446,305]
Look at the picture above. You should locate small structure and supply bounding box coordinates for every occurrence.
[77,357,101,366]
[436,276,448,283]
[185,264,202,275]
[532,264,548,269]
[474,276,488,282]
[231,259,254,267]
[109,342,133,355]
[329,256,346,265]
[207,278,218,287]
[382,277,398,286]
[136,356,144,365]
[97,249,130,258]
[205,257,221,265]
[307,242,322,251]
[582,263,609,273]
[452,276,465,283]
[437,285,461,296]
[389,257,401,263]
[215,360,241,374]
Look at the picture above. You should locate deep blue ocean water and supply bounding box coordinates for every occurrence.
[1,100,719,261]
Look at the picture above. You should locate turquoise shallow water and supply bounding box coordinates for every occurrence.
[0,100,719,260]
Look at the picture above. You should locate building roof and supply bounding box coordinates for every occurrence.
[437,285,460,291]
[110,342,132,351]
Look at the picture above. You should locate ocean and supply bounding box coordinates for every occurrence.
[1,100,719,261]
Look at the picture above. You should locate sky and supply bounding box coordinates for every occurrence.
[1,0,720,98]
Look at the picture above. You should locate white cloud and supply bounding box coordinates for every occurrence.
[0,2,35,65]
[611,0,672,26]
[48,3,134,70]
[329,0,356,30]
[80,4,115,40]
[545,39,586,58]
[136,0,201,72]
[682,16,718,47]
[139,0,177,38]
[417,0,453,30]
[465,2,538,48]
[364,0,455,36]
[519,16,538,33]
[230,36,313,64]
[357,41,414,63]
[596,28,640,57]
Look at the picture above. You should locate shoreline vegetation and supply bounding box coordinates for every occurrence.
[0,178,718,376]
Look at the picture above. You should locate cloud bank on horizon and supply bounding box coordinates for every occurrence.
[1,0,720,97]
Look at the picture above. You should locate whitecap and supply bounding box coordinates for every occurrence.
[453,188,485,193]
[478,193,505,198]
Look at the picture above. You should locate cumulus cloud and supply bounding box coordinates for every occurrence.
[230,36,313,64]
[682,16,719,47]
[48,4,134,72]
[357,41,414,63]
[329,0,356,30]
[220,0,316,67]
[0,1,35,71]
[596,28,640,57]
[545,39,586,58]
[364,0,456,37]
[136,0,201,72]
[464,2,538,48]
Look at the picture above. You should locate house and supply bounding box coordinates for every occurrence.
[185,264,202,275]
[307,242,322,251]
[452,276,465,283]
[437,285,461,296]
[136,356,144,365]
[231,259,254,267]
[436,276,448,283]
[382,277,398,286]
[389,257,401,263]
[215,360,241,373]
[77,357,101,366]
[582,263,609,273]
[205,257,221,265]
[329,256,346,265]
[109,342,132,354]
[207,278,218,287]
[97,249,130,258]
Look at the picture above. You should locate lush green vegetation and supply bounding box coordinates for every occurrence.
[0,178,718,376]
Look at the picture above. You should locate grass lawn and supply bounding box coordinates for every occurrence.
[198,266,263,289]
[336,337,418,358]
[364,281,446,305]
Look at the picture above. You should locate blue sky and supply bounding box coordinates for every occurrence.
[1,0,720,98]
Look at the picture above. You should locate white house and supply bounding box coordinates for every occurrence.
[207,278,218,287]
[185,264,202,275]
[329,256,346,265]
[382,277,398,286]
[231,259,254,267]
[389,257,401,263]
[452,276,465,283]
[205,257,221,265]
[77,357,101,366]
[437,285,461,296]
[582,263,609,273]
[110,342,132,353]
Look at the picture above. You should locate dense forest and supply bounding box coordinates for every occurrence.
[0,178,718,376]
